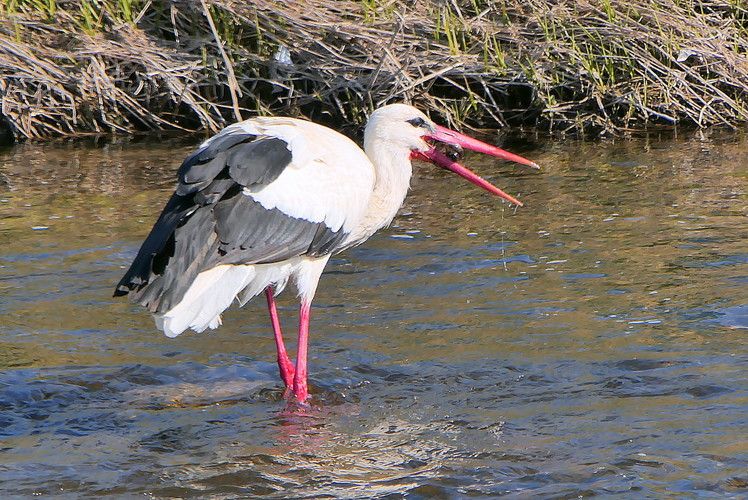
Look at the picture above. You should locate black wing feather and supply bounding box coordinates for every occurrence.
[115,133,350,314]
[227,140,292,186]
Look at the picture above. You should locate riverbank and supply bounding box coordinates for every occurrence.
[1,0,747,143]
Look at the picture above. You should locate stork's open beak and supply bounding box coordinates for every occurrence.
[414,125,538,207]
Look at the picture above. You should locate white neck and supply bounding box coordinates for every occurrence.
[345,138,413,244]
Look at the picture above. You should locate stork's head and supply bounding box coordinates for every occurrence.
[364,104,538,206]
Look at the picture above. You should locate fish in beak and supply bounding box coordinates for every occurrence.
[413,125,538,206]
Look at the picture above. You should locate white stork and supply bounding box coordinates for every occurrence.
[115,104,538,403]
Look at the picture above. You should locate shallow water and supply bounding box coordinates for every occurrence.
[1,130,748,498]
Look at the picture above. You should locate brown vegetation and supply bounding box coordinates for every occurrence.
[1,0,748,143]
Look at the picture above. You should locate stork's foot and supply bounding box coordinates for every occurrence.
[293,386,309,404]
[282,386,311,406]
[292,365,309,403]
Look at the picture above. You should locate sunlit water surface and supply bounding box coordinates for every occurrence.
[1,131,748,499]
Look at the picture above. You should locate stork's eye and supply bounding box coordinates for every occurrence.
[406,117,428,128]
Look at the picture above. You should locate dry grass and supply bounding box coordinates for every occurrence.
[1,0,748,142]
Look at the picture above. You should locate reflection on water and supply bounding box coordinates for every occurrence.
[1,131,748,498]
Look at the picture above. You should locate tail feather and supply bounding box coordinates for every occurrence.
[157,265,256,337]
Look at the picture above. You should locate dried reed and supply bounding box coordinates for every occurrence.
[1,0,747,142]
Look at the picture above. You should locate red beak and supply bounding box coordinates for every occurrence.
[414,125,538,207]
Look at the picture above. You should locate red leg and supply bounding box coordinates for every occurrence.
[265,287,295,388]
[293,300,311,403]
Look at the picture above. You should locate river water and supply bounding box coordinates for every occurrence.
[1,130,747,498]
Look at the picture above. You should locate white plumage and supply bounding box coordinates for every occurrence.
[156,256,329,338]
[239,118,375,233]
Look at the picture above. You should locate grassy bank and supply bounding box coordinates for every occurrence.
[1,0,747,142]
